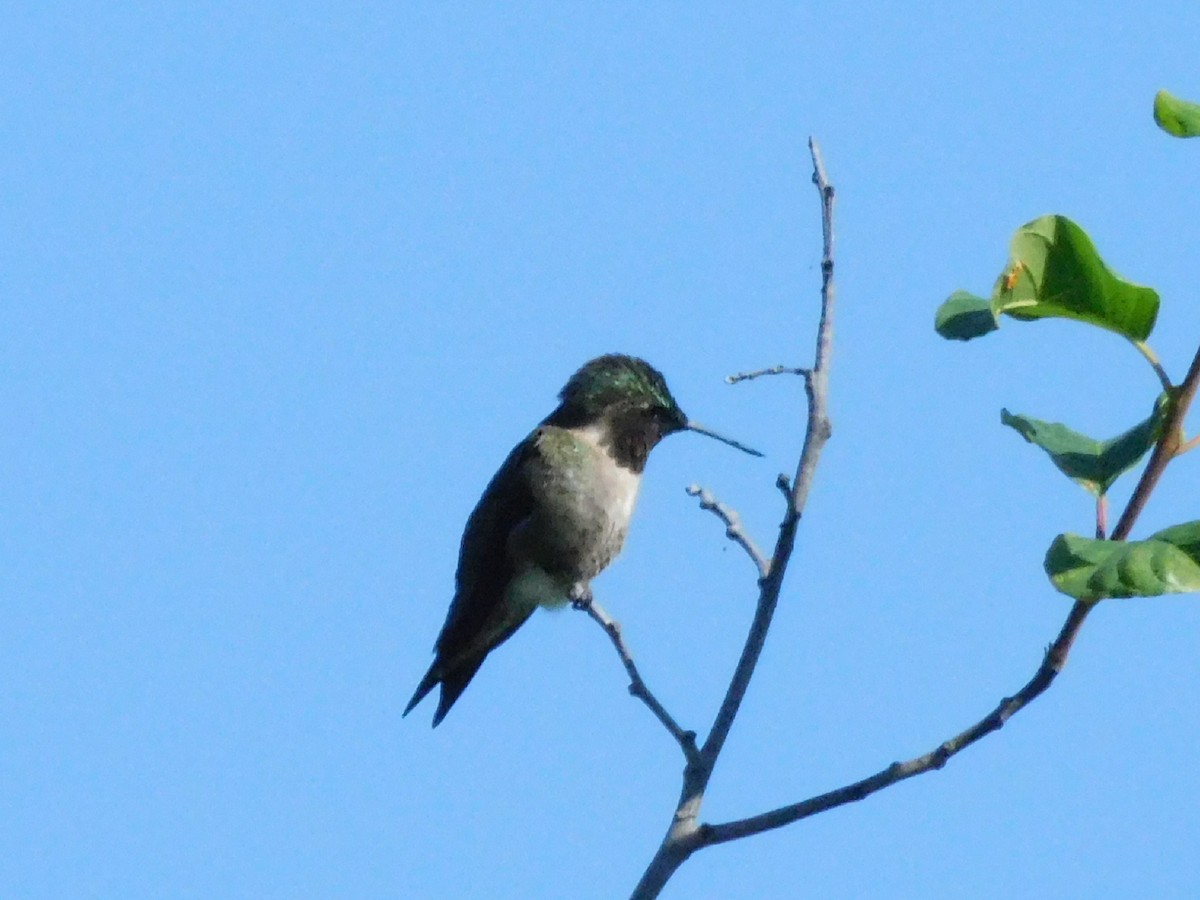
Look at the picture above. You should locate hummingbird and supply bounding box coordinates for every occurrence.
[404,353,761,726]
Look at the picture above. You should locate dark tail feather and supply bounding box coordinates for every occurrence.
[403,661,440,718]
[430,657,486,727]
[406,608,534,726]
[403,656,486,727]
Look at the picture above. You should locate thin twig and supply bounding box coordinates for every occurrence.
[726,365,809,385]
[1112,343,1200,541]
[699,601,1092,844]
[573,595,700,766]
[685,485,770,579]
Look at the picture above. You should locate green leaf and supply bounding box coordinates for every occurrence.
[996,216,1159,340]
[1001,397,1166,496]
[935,290,999,340]
[937,215,1159,342]
[1154,89,1200,138]
[1045,522,1200,602]
[1149,521,1200,559]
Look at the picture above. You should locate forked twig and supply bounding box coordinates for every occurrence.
[627,136,838,900]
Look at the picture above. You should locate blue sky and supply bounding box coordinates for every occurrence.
[4,3,1199,898]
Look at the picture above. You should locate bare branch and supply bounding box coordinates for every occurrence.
[700,600,1092,845]
[627,137,838,900]
[685,484,770,579]
[573,594,700,766]
[700,137,836,767]
[726,365,809,384]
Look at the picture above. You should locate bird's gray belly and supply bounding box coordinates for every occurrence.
[529,450,641,584]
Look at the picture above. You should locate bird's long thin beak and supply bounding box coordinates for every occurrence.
[685,420,763,457]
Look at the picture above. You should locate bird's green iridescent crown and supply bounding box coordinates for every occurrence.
[558,354,679,414]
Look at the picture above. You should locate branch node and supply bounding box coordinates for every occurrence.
[776,473,792,498]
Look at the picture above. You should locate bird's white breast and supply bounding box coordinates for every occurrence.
[574,422,641,526]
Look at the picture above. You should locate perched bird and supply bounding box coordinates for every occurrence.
[404,354,761,726]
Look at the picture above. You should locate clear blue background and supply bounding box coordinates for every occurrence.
[4,3,1199,898]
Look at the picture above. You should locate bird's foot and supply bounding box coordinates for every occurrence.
[569,583,594,611]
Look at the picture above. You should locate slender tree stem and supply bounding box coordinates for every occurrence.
[701,139,834,768]
[627,137,837,900]
[1112,342,1200,541]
